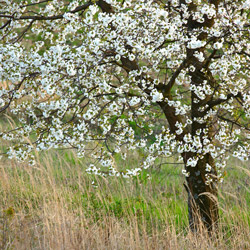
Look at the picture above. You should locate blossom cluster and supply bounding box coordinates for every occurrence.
[0,0,250,181]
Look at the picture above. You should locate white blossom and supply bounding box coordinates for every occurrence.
[0,0,249,185]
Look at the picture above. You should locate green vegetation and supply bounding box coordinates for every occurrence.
[0,146,250,249]
[0,114,250,248]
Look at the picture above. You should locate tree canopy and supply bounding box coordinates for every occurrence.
[0,1,250,200]
[1,0,250,176]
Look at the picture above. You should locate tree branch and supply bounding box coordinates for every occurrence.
[0,1,92,21]
[164,57,189,94]
[205,92,243,112]
[20,0,51,8]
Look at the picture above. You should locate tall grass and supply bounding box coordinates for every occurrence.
[0,147,249,249]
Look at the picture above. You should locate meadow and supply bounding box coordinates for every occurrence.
[0,119,250,249]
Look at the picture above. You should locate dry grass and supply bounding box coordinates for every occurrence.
[0,148,249,250]
[0,117,249,249]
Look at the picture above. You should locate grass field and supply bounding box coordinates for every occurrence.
[0,148,250,249]
[0,118,250,249]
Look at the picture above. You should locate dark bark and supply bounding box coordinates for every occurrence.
[160,101,219,232]
[183,68,219,232]
[182,0,221,231]
[184,154,219,232]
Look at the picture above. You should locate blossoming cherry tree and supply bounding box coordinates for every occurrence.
[1,0,250,231]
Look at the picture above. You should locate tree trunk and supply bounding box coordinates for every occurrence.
[184,153,219,232]
[158,0,222,234]
[159,102,219,232]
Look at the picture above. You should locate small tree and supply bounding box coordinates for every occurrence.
[0,0,250,232]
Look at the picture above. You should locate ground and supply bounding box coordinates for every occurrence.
[0,141,249,249]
